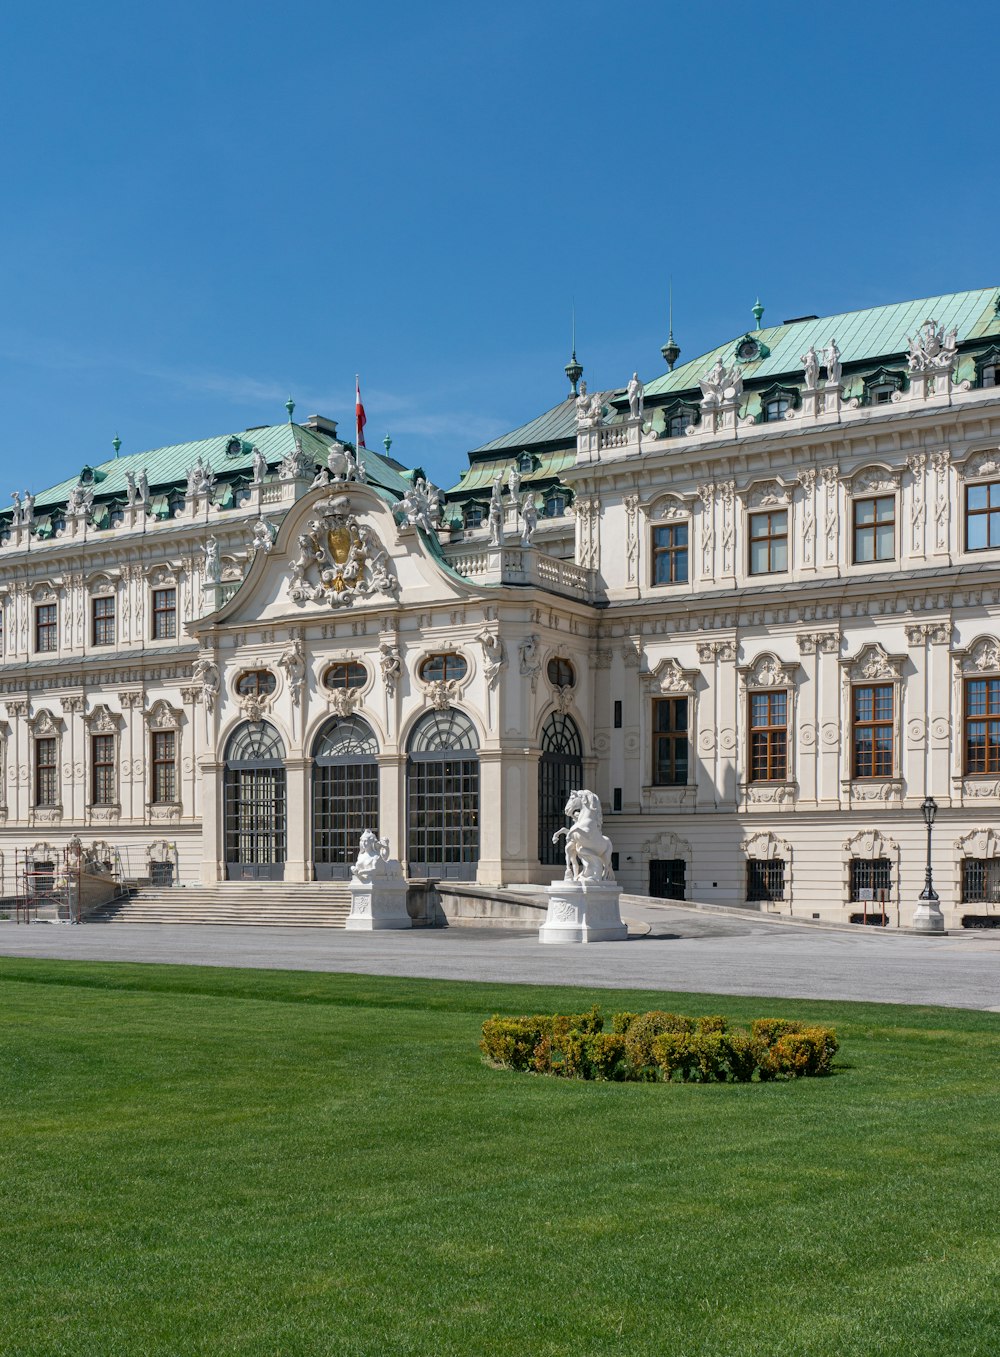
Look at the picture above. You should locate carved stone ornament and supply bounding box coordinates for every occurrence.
[551,685,574,715]
[851,467,899,496]
[278,639,306,706]
[741,653,798,690]
[962,449,1000,482]
[379,641,402,697]
[278,436,315,481]
[844,829,897,858]
[191,657,221,713]
[328,687,361,717]
[963,779,1000,799]
[29,708,63,736]
[85,703,121,734]
[845,642,903,683]
[427,679,461,711]
[959,637,1000,674]
[146,700,182,732]
[956,827,1000,858]
[745,479,790,509]
[643,657,697,696]
[289,499,399,608]
[743,830,791,861]
[647,495,688,522]
[848,780,903,803]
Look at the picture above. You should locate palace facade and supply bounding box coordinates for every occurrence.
[5,287,1000,927]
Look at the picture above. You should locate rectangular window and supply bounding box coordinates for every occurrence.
[964,677,1000,774]
[850,858,892,901]
[35,603,57,653]
[92,595,116,647]
[613,700,622,729]
[91,734,116,805]
[152,587,177,640]
[966,482,1000,552]
[35,737,58,807]
[853,495,895,563]
[962,858,1000,904]
[612,787,622,812]
[652,697,688,786]
[852,684,894,779]
[749,691,788,781]
[748,510,788,575]
[747,859,785,903]
[651,522,689,585]
[151,730,177,804]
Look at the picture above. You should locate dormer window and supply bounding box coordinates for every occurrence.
[464,503,486,529]
[661,399,698,438]
[756,383,799,424]
[544,490,567,518]
[108,505,125,529]
[861,368,906,406]
[763,397,789,422]
[983,366,999,388]
[870,385,894,405]
[518,451,533,474]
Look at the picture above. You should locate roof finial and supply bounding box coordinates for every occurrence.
[661,278,681,371]
[112,432,121,457]
[564,302,584,396]
[285,395,295,422]
[752,297,765,330]
[383,433,392,454]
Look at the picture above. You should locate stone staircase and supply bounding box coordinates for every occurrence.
[88,882,353,928]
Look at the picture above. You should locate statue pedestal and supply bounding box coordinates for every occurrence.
[538,880,627,944]
[345,878,411,931]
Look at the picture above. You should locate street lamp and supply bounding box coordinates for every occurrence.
[912,795,945,934]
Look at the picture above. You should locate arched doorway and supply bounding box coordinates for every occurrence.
[224,721,287,880]
[538,712,584,864]
[312,714,379,880]
[406,708,479,879]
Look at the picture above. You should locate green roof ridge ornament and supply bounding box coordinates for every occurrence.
[661,279,681,371]
[112,433,121,457]
[285,396,295,422]
[752,297,765,330]
[383,433,392,454]
[565,304,584,396]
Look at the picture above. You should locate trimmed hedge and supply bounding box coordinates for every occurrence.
[480,1007,838,1083]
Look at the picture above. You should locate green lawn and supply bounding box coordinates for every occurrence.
[1,959,999,1356]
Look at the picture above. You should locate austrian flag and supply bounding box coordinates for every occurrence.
[355,376,367,448]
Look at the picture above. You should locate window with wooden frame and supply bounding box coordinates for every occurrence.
[151,730,177,804]
[235,669,277,698]
[964,676,1000,775]
[749,691,787,781]
[546,657,575,688]
[35,603,57,653]
[652,697,689,786]
[852,683,894,779]
[34,736,58,806]
[92,595,116,647]
[323,661,367,690]
[853,495,895,563]
[419,652,467,683]
[91,733,116,805]
[151,587,177,640]
[651,522,689,585]
[748,510,788,575]
[965,481,1000,552]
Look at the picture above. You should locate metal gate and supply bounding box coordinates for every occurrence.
[406,708,479,879]
[538,713,584,865]
[224,721,287,881]
[312,715,379,881]
[649,858,686,900]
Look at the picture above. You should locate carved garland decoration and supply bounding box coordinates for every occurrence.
[289,497,399,609]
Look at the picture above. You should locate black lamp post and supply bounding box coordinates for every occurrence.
[913,795,945,933]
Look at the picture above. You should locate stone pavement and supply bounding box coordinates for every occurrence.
[2,900,1000,1011]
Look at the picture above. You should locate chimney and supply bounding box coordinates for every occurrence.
[303,414,338,436]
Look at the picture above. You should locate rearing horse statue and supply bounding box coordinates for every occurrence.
[552,789,615,884]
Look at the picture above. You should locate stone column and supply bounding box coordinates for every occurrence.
[499,748,537,884]
[199,757,224,883]
[378,753,406,869]
[284,756,310,882]
[476,749,503,885]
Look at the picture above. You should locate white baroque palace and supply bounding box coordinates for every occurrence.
[6,288,1000,927]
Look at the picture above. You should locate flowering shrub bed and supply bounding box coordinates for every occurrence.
[480,1006,838,1083]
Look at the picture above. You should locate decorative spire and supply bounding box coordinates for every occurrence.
[564,304,584,396]
[383,433,393,454]
[661,279,681,371]
[285,395,295,422]
[112,432,121,457]
[752,297,765,330]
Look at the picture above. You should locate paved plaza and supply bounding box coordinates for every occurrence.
[2,900,1000,1011]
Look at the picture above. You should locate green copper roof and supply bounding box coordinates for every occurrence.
[470,397,579,455]
[643,286,1000,399]
[27,422,412,512]
[447,445,577,496]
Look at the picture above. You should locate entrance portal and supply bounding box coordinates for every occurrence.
[312,715,379,880]
[224,721,287,881]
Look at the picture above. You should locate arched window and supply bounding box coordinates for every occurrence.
[236,670,277,698]
[538,713,584,865]
[323,662,367,691]
[544,490,567,518]
[224,720,286,880]
[547,657,575,689]
[406,708,479,877]
[419,653,468,684]
[312,715,379,880]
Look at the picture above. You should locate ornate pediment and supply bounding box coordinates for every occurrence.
[962,449,1000,482]
[145,700,183,731]
[85,703,122,734]
[743,830,790,861]
[843,828,898,859]
[956,827,1000,859]
[842,642,904,683]
[28,708,63,736]
[958,636,1000,675]
[744,479,791,509]
[645,493,689,521]
[289,497,399,609]
[642,657,699,695]
[739,652,799,690]
[851,465,899,496]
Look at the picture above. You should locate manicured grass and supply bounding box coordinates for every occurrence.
[1,960,999,1356]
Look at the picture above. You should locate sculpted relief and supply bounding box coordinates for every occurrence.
[289,497,399,609]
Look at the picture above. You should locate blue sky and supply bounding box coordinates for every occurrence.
[2,0,998,494]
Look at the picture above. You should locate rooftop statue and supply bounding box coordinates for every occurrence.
[800,346,819,390]
[427,482,445,529]
[399,477,434,534]
[22,491,34,526]
[824,338,842,386]
[125,471,138,507]
[575,379,590,428]
[138,469,150,505]
[488,478,505,546]
[627,371,644,421]
[204,536,222,584]
[507,464,521,502]
[552,789,615,884]
[699,358,743,407]
[907,318,959,373]
[251,447,268,484]
[10,491,20,526]
[520,492,538,546]
[66,482,94,516]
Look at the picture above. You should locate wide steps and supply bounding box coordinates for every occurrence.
[89,885,354,928]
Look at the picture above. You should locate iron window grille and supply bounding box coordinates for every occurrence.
[312,716,379,878]
[962,858,1000,904]
[747,859,785,903]
[406,708,479,878]
[649,859,686,900]
[850,858,892,901]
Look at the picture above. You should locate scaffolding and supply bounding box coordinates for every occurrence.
[11,843,128,924]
